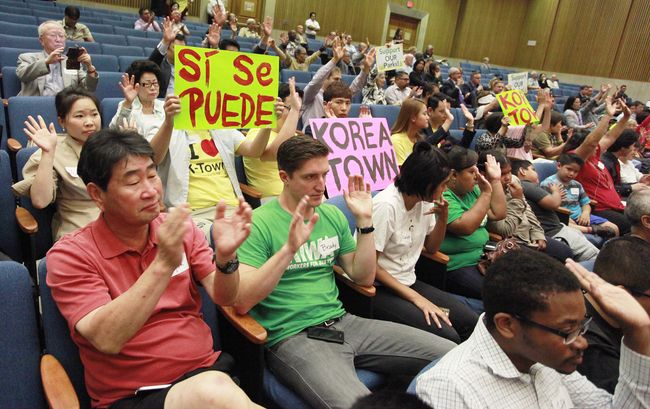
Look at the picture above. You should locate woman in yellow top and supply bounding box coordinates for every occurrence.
[243,78,302,203]
[390,98,430,165]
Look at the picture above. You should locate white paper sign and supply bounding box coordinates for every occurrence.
[508,72,528,93]
[376,43,404,72]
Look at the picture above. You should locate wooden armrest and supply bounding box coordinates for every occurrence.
[420,249,449,264]
[333,265,375,297]
[15,206,38,234]
[2,98,7,107]
[239,183,262,199]
[7,137,22,152]
[41,354,80,409]
[488,232,503,242]
[557,207,571,215]
[217,305,267,345]
[590,200,598,206]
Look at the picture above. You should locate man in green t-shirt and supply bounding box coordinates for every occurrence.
[236,136,456,409]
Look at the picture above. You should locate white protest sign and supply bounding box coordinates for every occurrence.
[376,43,404,72]
[507,72,528,93]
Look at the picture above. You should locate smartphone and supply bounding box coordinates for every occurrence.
[66,47,81,70]
[307,327,344,344]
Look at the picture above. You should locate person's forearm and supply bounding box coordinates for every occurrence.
[238,128,270,157]
[424,216,447,253]
[235,245,297,314]
[488,181,507,220]
[76,258,174,354]
[261,110,299,161]
[149,118,173,164]
[622,325,650,357]
[581,204,591,217]
[376,264,420,303]
[487,198,525,238]
[30,150,56,209]
[448,192,491,235]
[575,114,611,160]
[348,229,376,286]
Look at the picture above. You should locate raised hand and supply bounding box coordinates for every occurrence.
[162,17,177,44]
[119,117,140,133]
[163,95,181,120]
[566,259,650,333]
[212,198,252,259]
[412,295,452,328]
[156,205,191,271]
[343,175,372,225]
[500,115,510,127]
[119,73,139,104]
[425,197,449,220]
[286,196,319,253]
[45,47,65,65]
[206,22,221,48]
[359,105,372,118]
[476,171,492,194]
[287,77,302,111]
[332,37,345,62]
[362,47,376,73]
[211,4,226,26]
[23,115,57,153]
[605,96,616,116]
[323,102,337,118]
[409,86,423,98]
[618,98,631,118]
[460,103,474,126]
[262,16,273,37]
[484,154,501,182]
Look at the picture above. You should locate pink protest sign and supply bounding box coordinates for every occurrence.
[309,117,399,197]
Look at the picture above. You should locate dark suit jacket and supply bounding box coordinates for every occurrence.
[148,46,172,98]
[441,78,461,107]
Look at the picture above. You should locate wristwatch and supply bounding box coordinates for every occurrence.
[214,255,240,274]
[356,226,375,234]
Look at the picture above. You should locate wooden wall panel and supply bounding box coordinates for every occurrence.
[81,0,201,17]
[450,0,529,66]
[273,0,388,45]
[513,0,559,69]
[543,0,631,77]
[610,0,650,81]
[402,0,462,57]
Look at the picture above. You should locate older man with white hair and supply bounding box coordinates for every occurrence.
[440,67,463,107]
[238,18,260,39]
[16,20,98,96]
[626,190,650,244]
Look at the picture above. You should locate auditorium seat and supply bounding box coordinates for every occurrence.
[0,22,38,37]
[88,54,119,72]
[114,26,147,38]
[126,36,161,49]
[101,44,144,57]
[92,32,127,46]
[84,23,114,35]
[100,97,122,129]
[0,48,36,70]
[0,34,40,50]
[280,69,312,83]
[118,55,146,72]
[369,105,400,128]
[1,66,21,99]
[0,12,38,26]
[94,71,126,100]
[7,96,61,149]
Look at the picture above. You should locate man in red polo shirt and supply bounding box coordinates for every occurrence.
[46,129,261,409]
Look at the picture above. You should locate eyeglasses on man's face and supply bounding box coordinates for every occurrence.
[514,314,592,345]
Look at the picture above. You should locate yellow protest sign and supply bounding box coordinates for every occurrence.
[174,45,278,130]
[496,90,539,126]
[176,0,188,11]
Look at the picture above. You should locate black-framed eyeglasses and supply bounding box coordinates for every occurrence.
[140,81,159,89]
[514,314,592,345]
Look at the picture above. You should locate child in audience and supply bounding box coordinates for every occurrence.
[540,153,619,240]
[511,159,599,261]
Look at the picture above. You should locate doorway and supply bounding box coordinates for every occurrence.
[386,13,420,49]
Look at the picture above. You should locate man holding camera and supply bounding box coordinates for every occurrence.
[17,21,98,97]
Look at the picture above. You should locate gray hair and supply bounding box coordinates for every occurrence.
[38,20,63,37]
[449,67,460,75]
[625,190,650,226]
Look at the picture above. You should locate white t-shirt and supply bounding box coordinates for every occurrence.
[373,184,437,286]
[305,18,320,35]
[619,159,643,183]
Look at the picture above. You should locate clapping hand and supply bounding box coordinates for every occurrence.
[206,22,221,48]
[212,198,253,259]
[484,154,502,182]
[156,205,191,272]
[286,196,319,253]
[23,115,57,153]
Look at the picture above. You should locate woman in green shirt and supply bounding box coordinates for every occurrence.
[439,146,506,299]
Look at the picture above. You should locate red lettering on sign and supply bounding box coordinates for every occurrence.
[178,49,201,82]
[222,93,240,127]
[240,93,255,128]
[254,94,274,126]
[257,62,272,86]
[178,87,203,127]
[204,50,219,86]
[233,54,254,86]
[205,90,223,125]
[511,91,523,105]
